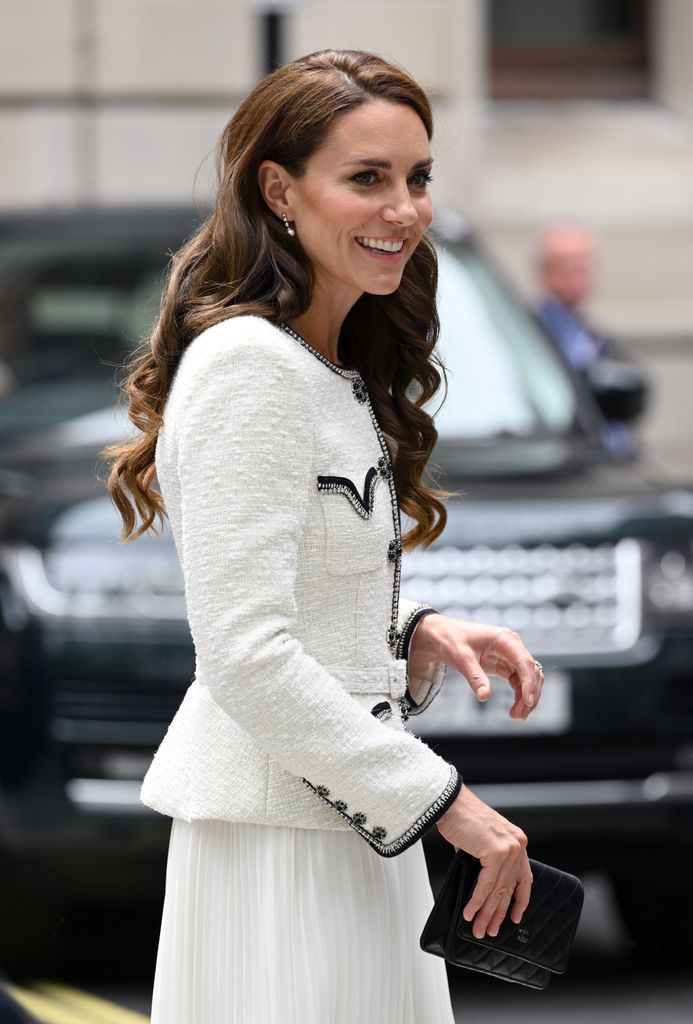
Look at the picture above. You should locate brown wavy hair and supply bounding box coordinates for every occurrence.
[101,49,456,547]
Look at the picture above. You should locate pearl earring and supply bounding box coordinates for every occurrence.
[282,212,296,237]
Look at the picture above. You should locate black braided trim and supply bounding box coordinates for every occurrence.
[278,321,361,379]
[302,764,462,858]
[316,467,380,519]
[394,605,439,661]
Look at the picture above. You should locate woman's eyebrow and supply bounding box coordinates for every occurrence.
[342,157,433,170]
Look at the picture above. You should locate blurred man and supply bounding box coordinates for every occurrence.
[534,223,639,457]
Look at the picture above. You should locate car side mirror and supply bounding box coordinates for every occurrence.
[582,357,649,423]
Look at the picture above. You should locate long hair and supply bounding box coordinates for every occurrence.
[100,49,456,547]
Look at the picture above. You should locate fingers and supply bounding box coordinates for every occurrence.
[461,863,498,925]
[509,864,533,924]
[457,629,544,714]
[458,660,493,702]
[508,669,540,720]
[523,659,544,711]
[485,860,533,935]
[462,851,528,937]
[461,834,531,939]
[464,866,516,940]
[485,889,515,937]
[492,630,544,716]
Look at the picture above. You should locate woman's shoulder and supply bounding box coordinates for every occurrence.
[166,315,313,429]
[180,314,299,375]
[171,315,315,404]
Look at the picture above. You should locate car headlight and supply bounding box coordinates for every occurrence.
[643,542,693,619]
[0,541,186,623]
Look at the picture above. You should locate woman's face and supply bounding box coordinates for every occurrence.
[284,99,434,308]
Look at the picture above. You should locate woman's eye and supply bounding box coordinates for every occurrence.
[350,171,379,186]
[349,169,433,189]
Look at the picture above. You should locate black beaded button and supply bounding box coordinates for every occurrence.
[387,625,399,648]
[371,826,387,842]
[377,454,392,479]
[315,785,330,798]
[352,378,368,403]
[399,696,411,722]
[334,800,348,813]
[352,811,367,826]
[387,539,402,563]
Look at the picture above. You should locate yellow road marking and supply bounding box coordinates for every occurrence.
[2,979,150,1024]
[29,981,149,1024]
[2,981,92,1023]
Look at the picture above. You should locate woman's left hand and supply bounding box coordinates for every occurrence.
[409,614,544,719]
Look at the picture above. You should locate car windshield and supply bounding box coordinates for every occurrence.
[0,236,173,439]
[0,228,582,466]
[430,242,577,440]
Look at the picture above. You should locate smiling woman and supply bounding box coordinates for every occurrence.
[100,48,543,1024]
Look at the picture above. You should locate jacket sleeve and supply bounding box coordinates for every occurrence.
[395,599,447,715]
[173,321,461,857]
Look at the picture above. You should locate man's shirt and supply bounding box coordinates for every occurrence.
[535,294,638,458]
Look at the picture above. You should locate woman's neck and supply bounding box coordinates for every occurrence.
[288,282,361,366]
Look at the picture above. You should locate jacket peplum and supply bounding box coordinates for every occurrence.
[139,315,462,856]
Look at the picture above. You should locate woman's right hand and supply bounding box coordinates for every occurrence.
[435,784,532,940]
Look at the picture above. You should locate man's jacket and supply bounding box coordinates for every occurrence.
[140,315,462,857]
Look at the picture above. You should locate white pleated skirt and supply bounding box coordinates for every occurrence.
[150,818,455,1024]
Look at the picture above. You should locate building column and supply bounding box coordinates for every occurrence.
[431,0,486,218]
[652,0,693,122]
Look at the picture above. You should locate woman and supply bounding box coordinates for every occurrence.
[102,49,544,1024]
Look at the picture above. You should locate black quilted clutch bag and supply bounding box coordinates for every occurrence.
[420,850,584,989]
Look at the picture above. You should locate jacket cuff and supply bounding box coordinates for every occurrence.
[302,763,462,858]
[395,601,447,716]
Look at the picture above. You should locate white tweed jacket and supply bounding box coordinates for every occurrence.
[139,314,461,856]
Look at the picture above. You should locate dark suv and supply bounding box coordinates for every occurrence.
[0,208,691,962]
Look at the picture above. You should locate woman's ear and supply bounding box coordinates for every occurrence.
[258,160,293,219]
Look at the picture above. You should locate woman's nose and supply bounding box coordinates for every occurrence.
[381,186,418,226]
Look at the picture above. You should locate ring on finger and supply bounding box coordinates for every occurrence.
[533,658,543,673]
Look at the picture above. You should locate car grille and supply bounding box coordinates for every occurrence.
[400,538,642,656]
[50,683,180,746]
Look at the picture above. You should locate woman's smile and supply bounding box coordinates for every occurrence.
[355,235,407,257]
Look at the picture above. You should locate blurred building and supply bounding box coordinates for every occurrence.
[1,0,692,462]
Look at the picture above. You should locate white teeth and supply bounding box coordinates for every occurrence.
[356,237,404,253]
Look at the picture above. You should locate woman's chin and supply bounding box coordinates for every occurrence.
[361,274,406,297]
